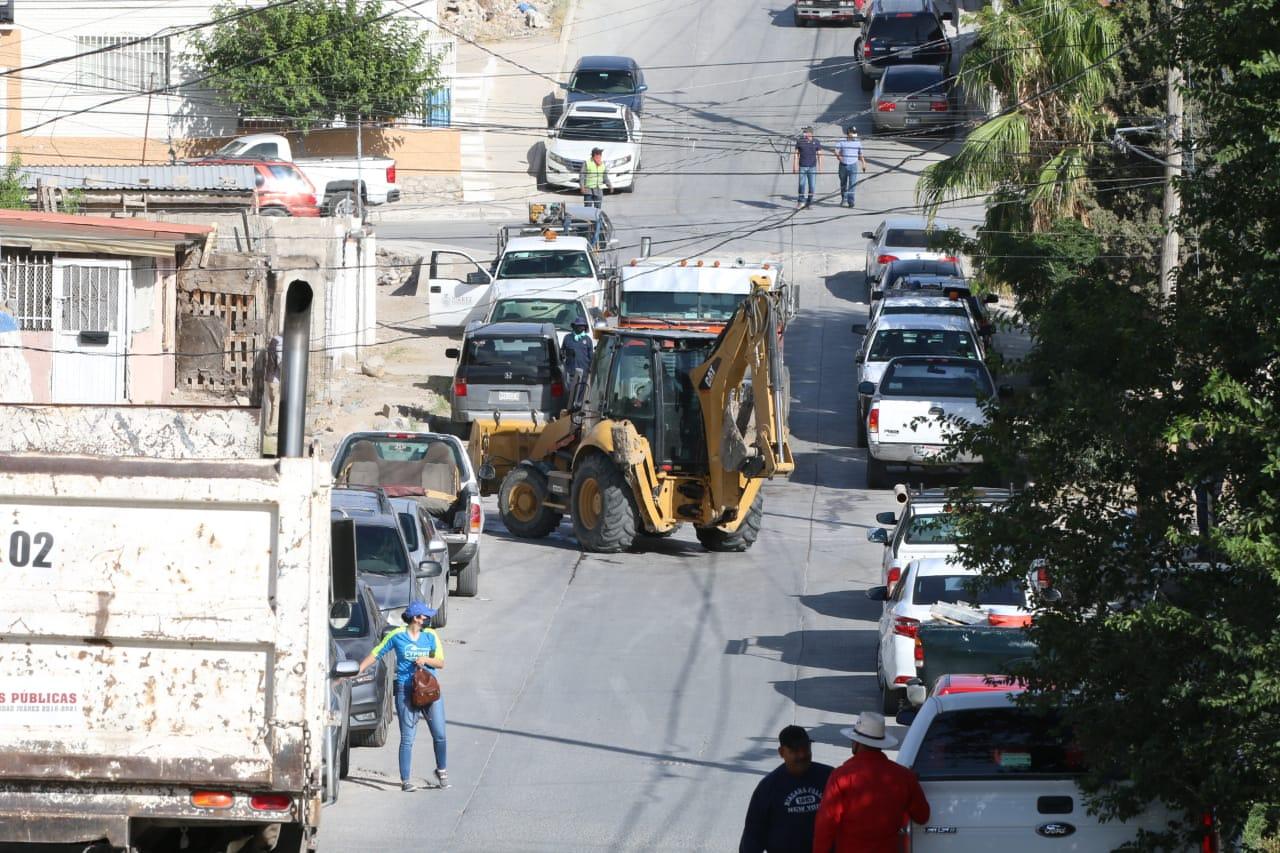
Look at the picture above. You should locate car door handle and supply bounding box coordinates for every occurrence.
[430,285,442,293]
[1037,796,1073,814]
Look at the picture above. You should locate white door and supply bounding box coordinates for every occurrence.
[51,259,128,403]
[426,250,492,329]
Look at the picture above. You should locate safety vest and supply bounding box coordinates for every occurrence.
[583,159,607,189]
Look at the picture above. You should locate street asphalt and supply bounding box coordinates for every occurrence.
[321,0,990,849]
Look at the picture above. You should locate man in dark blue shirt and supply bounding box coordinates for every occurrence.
[792,127,824,209]
[740,725,834,853]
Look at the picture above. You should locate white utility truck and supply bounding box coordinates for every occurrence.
[615,256,791,333]
[0,284,357,853]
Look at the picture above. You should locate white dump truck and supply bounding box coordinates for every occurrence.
[0,284,357,853]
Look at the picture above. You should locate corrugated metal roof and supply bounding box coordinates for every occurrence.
[17,164,258,192]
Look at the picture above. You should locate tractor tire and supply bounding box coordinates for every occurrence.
[499,466,562,538]
[455,552,480,597]
[696,492,764,552]
[571,454,638,553]
[352,667,393,748]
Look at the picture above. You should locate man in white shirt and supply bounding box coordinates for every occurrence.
[833,127,867,208]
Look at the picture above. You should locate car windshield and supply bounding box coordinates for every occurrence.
[913,573,1027,607]
[882,67,946,95]
[490,299,585,330]
[330,596,371,638]
[885,228,944,249]
[497,250,594,279]
[868,329,977,361]
[871,15,944,43]
[904,513,959,544]
[571,70,637,94]
[356,525,409,576]
[880,359,993,397]
[561,116,630,143]
[912,708,1085,779]
[621,291,746,322]
[462,335,558,383]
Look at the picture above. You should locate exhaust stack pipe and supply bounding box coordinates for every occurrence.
[893,483,910,505]
[277,280,313,459]
[640,236,652,258]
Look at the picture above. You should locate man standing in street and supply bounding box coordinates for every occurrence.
[833,127,867,208]
[579,147,612,208]
[561,316,594,396]
[812,712,930,853]
[740,726,834,853]
[792,127,823,209]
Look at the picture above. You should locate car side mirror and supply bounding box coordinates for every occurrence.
[865,585,889,602]
[328,600,353,631]
[858,380,877,396]
[998,384,1014,399]
[861,231,875,239]
[466,271,491,285]
[905,680,928,706]
[875,511,898,525]
[333,659,359,678]
[851,323,868,335]
[637,83,648,92]
[445,347,460,359]
[478,461,497,481]
[866,528,889,544]
[418,559,444,577]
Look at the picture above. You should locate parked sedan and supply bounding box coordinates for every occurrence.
[544,101,641,191]
[871,64,953,134]
[867,556,1030,714]
[862,216,960,283]
[331,581,395,748]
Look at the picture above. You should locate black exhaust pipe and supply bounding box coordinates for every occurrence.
[277,280,313,459]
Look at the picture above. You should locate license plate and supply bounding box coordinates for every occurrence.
[906,117,921,126]
[497,391,523,402]
[913,444,943,457]
[819,8,831,14]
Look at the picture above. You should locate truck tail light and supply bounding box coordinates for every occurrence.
[250,793,292,811]
[551,381,565,397]
[454,379,467,397]
[877,254,898,265]
[1036,566,1052,589]
[863,41,873,58]
[191,791,234,809]
[868,404,880,434]
[386,164,397,184]
[1201,811,1219,853]
[943,255,959,262]
[930,100,948,111]
[877,100,896,112]
[914,636,925,666]
[893,616,919,639]
[469,499,483,534]
[887,565,901,589]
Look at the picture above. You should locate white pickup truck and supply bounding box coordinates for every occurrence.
[0,281,358,853]
[897,691,1201,850]
[211,133,401,215]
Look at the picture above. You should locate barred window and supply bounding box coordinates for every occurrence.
[62,265,122,332]
[0,252,53,331]
[76,35,170,92]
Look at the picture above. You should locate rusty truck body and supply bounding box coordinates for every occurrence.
[0,404,339,852]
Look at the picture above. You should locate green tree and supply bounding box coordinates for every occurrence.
[943,0,1280,847]
[190,0,441,128]
[917,0,1120,234]
[0,155,28,210]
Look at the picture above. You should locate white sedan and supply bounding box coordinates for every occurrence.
[544,100,641,191]
[867,556,1030,714]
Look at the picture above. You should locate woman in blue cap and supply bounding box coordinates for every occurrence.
[358,600,448,791]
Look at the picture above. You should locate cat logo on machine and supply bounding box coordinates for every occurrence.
[1036,822,1076,838]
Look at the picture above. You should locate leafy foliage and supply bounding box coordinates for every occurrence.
[0,155,28,210]
[190,0,441,128]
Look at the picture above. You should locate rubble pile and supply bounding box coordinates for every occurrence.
[441,0,554,41]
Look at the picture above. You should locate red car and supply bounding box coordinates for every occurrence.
[199,157,321,217]
[931,673,1025,696]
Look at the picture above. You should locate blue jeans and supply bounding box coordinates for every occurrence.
[394,681,447,782]
[838,162,859,204]
[797,166,817,203]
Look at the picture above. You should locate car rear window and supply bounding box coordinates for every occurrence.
[868,329,977,361]
[880,359,992,397]
[570,70,637,94]
[881,67,946,94]
[912,573,1027,607]
[490,299,585,329]
[461,335,559,384]
[904,513,959,544]
[870,14,943,43]
[356,524,409,576]
[885,228,940,248]
[912,708,1085,779]
[884,259,963,280]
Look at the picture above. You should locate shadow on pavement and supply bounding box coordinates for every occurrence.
[799,589,883,622]
[736,628,878,673]
[775,674,878,715]
[389,257,424,296]
[823,268,868,304]
[786,449,865,486]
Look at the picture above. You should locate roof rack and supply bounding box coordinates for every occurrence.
[892,483,1017,505]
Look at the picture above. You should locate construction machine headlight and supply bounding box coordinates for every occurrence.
[547,152,572,167]
[607,155,633,167]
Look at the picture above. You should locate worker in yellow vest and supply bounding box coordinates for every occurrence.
[578,147,613,208]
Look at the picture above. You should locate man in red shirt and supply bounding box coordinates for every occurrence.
[812,711,930,853]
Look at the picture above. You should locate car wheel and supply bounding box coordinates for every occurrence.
[352,668,393,749]
[455,552,480,597]
[259,206,290,217]
[856,402,868,448]
[327,191,357,217]
[623,171,637,193]
[696,492,764,552]
[881,676,901,715]
[860,63,875,92]
[867,457,890,489]
[431,592,449,628]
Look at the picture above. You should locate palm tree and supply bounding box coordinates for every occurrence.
[917,0,1120,233]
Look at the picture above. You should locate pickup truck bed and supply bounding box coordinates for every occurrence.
[913,622,1036,703]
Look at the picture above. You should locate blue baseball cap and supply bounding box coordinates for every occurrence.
[404,601,437,620]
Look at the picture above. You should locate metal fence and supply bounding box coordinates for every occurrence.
[0,253,54,331]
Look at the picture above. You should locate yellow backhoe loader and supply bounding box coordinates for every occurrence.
[467,276,794,553]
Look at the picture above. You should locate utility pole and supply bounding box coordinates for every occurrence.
[1159,6,1184,300]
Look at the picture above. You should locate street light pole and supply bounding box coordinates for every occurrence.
[1159,4,1184,300]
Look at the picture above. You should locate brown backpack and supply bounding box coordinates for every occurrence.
[411,667,441,708]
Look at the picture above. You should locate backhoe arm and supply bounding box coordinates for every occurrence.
[688,276,795,524]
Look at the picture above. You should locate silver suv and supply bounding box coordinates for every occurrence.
[445,322,568,424]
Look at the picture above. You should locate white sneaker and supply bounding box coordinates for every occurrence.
[434,769,450,789]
